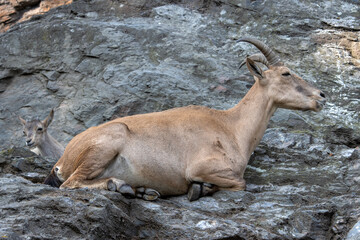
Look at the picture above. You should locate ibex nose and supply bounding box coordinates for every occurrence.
[26,139,33,146]
[320,91,326,99]
[315,90,326,111]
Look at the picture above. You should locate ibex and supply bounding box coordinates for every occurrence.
[44,38,326,201]
[19,109,64,160]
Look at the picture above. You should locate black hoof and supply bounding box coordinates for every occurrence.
[202,183,215,196]
[143,189,160,201]
[187,183,202,201]
[119,184,135,198]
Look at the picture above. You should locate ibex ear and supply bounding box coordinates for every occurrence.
[246,57,264,80]
[42,109,54,128]
[19,116,27,126]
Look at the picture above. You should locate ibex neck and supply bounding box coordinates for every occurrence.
[37,133,64,160]
[227,82,277,159]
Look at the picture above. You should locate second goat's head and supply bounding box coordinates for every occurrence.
[19,109,54,147]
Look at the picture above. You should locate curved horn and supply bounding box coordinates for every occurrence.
[239,53,270,69]
[237,37,281,66]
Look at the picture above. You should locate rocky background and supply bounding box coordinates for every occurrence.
[0,0,73,32]
[0,0,359,239]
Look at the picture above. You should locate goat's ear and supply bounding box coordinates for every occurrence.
[19,116,26,126]
[42,109,54,128]
[246,57,264,80]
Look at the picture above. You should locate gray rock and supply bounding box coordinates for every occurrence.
[0,175,138,240]
[347,221,360,240]
[0,0,359,239]
[0,147,55,182]
[325,125,360,148]
[0,0,358,149]
[1,144,359,239]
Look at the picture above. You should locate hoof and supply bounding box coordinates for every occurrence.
[119,184,135,198]
[202,183,216,196]
[135,187,145,198]
[143,189,160,201]
[187,183,202,201]
[136,187,145,193]
[107,179,117,192]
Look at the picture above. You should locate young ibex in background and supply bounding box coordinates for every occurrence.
[19,109,64,160]
[44,38,326,201]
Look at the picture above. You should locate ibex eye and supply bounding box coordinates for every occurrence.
[282,72,291,76]
[37,128,43,132]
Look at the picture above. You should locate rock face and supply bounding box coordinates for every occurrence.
[0,0,73,33]
[0,0,359,239]
[1,144,359,239]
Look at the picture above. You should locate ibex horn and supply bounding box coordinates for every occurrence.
[237,37,281,66]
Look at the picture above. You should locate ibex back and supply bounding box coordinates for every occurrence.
[44,38,326,201]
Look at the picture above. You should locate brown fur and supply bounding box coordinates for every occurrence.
[44,56,325,199]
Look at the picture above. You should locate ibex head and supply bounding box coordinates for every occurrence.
[19,109,54,147]
[239,38,326,112]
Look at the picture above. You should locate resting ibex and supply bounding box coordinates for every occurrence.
[44,38,326,201]
[19,109,64,160]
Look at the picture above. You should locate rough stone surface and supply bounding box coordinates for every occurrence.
[347,221,360,240]
[0,0,72,32]
[1,144,359,239]
[0,0,359,239]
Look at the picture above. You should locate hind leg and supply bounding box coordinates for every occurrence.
[56,122,130,187]
[61,177,159,200]
[60,176,136,198]
[59,153,160,201]
[62,179,160,200]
